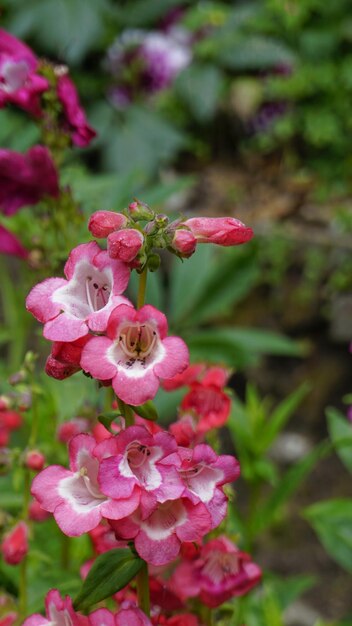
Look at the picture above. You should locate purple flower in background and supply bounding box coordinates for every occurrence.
[0,146,59,259]
[0,29,48,116]
[57,75,96,147]
[106,27,192,107]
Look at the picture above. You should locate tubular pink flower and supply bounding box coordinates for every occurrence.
[171,229,197,257]
[97,425,184,514]
[22,590,89,626]
[88,211,128,238]
[31,434,139,536]
[110,496,212,566]
[81,304,189,405]
[108,229,144,263]
[26,242,131,342]
[181,382,231,433]
[171,536,262,608]
[1,521,28,565]
[45,336,90,380]
[177,444,240,527]
[57,75,96,147]
[0,146,59,216]
[0,29,48,116]
[184,217,254,246]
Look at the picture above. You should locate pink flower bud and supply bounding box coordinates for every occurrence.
[25,450,45,471]
[172,229,197,257]
[88,211,127,238]
[29,499,50,522]
[1,522,28,565]
[108,229,144,263]
[57,417,89,443]
[184,217,254,246]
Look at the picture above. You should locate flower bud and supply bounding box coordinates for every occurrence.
[25,450,45,472]
[1,522,28,565]
[57,417,89,443]
[108,229,144,263]
[88,210,127,238]
[29,499,50,522]
[128,200,154,221]
[184,216,254,246]
[172,229,197,257]
[147,253,161,272]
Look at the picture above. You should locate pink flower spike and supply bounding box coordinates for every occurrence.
[26,242,131,342]
[57,75,96,147]
[0,29,48,116]
[81,304,189,405]
[108,229,144,263]
[1,521,28,565]
[184,216,254,246]
[23,589,89,626]
[171,229,197,257]
[88,211,128,238]
[31,434,139,536]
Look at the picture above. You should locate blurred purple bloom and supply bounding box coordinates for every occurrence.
[57,75,96,147]
[0,225,28,258]
[0,29,48,116]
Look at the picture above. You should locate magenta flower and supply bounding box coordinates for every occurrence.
[80,304,189,405]
[57,75,96,147]
[1,521,28,565]
[96,425,184,515]
[90,606,152,626]
[0,146,59,216]
[108,229,144,263]
[177,444,240,528]
[110,496,212,566]
[171,536,262,608]
[88,210,127,238]
[184,217,254,247]
[0,225,28,259]
[22,590,88,626]
[171,229,197,257]
[0,29,48,116]
[26,242,131,342]
[45,336,90,380]
[31,434,140,536]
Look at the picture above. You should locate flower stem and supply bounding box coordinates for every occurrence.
[117,398,135,427]
[136,561,150,617]
[137,268,148,309]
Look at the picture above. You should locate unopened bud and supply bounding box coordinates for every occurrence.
[88,210,127,238]
[172,229,197,257]
[1,522,29,565]
[147,253,161,272]
[128,200,154,221]
[25,450,45,472]
[108,229,144,263]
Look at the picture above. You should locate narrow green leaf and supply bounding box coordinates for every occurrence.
[304,499,352,573]
[98,411,123,430]
[326,407,352,474]
[74,548,143,611]
[134,400,158,422]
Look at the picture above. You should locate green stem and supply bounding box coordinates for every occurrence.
[61,534,70,570]
[137,268,148,309]
[117,398,135,427]
[19,555,28,617]
[136,561,150,617]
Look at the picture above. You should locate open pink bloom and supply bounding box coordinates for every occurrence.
[45,336,90,380]
[108,229,144,263]
[0,146,59,216]
[171,536,262,608]
[88,211,127,238]
[31,434,139,536]
[90,606,152,626]
[57,75,96,147]
[1,521,28,565]
[0,29,48,116]
[177,444,240,528]
[23,590,88,626]
[183,217,253,247]
[26,242,130,342]
[110,496,212,566]
[81,304,189,405]
[97,426,184,515]
[0,224,28,259]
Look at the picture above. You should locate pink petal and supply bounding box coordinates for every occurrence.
[89,609,115,626]
[94,249,130,295]
[137,305,168,339]
[68,433,97,472]
[101,486,140,519]
[43,313,88,342]
[22,616,48,626]
[26,278,67,323]
[112,367,160,405]
[64,241,101,280]
[135,529,180,566]
[80,336,116,380]
[106,304,137,340]
[31,466,72,512]
[154,336,189,380]
[176,501,211,542]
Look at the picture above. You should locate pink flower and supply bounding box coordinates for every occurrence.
[22,590,89,626]
[0,612,17,626]
[57,75,96,147]
[88,211,128,238]
[97,425,184,515]
[0,408,22,448]
[171,229,197,257]
[169,413,199,448]
[153,615,200,626]
[183,217,253,246]
[0,29,48,116]
[25,450,45,471]
[110,496,212,566]
[28,499,51,522]
[0,146,59,215]
[57,417,89,443]
[162,364,205,391]
[149,577,184,612]
[181,367,231,433]
[80,304,189,405]
[171,536,262,608]
[90,606,152,626]
[177,444,240,528]
[108,229,144,263]
[1,521,28,565]
[31,434,140,536]
[0,225,28,259]
[26,242,130,342]
[45,336,90,381]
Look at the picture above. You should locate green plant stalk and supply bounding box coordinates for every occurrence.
[136,561,150,617]
[117,398,135,427]
[137,268,148,309]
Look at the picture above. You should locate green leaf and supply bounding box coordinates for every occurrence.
[216,35,296,71]
[326,407,352,474]
[175,63,224,121]
[304,499,352,573]
[133,401,158,422]
[74,548,143,611]
[98,411,123,431]
[251,440,331,535]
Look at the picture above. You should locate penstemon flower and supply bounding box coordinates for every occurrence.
[1,521,28,565]
[22,590,88,626]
